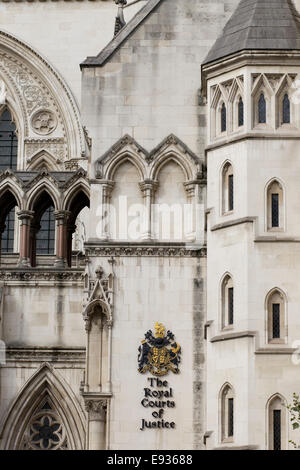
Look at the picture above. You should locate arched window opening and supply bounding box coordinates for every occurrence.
[67,190,90,267]
[267,180,283,231]
[222,163,234,214]
[0,108,18,171]
[238,97,244,127]
[30,191,56,267]
[0,190,18,256]
[258,93,266,124]
[2,208,15,253]
[267,290,286,344]
[268,395,286,450]
[36,206,55,255]
[221,103,227,132]
[282,94,290,124]
[221,384,234,442]
[221,275,234,329]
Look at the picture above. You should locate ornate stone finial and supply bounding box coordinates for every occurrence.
[114,0,127,36]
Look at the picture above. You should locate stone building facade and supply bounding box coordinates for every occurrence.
[0,0,299,450]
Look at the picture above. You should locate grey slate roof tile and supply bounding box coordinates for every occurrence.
[203,0,300,65]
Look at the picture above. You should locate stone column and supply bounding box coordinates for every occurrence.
[84,399,107,450]
[99,181,115,240]
[54,211,71,268]
[139,180,158,240]
[17,210,34,268]
[0,223,5,263]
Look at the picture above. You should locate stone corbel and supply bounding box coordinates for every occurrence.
[82,394,112,450]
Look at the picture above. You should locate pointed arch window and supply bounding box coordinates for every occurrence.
[238,97,244,127]
[258,93,266,124]
[267,289,286,344]
[221,103,227,132]
[65,189,90,267]
[221,274,234,329]
[221,384,234,442]
[0,109,18,171]
[282,94,290,124]
[36,206,55,255]
[30,192,56,266]
[0,190,19,255]
[268,395,286,450]
[2,208,15,253]
[267,180,284,231]
[222,162,234,214]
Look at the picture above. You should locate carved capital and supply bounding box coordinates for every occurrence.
[83,397,109,421]
[54,210,71,224]
[99,180,115,198]
[139,179,159,195]
[84,399,107,413]
[17,210,34,224]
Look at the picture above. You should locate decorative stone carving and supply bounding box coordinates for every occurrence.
[21,401,69,450]
[25,138,66,164]
[84,399,107,414]
[85,245,207,258]
[0,78,6,104]
[0,270,85,282]
[31,109,57,135]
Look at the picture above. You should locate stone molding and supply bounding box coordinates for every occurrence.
[211,217,256,232]
[210,331,257,343]
[0,269,84,283]
[85,243,207,258]
[5,348,85,364]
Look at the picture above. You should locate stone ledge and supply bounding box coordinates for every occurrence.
[211,217,256,232]
[213,445,259,450]
[5,347,86,363]
[0,268,84,283]
[210,331,257,343]
[255,348,297,355]
[85,241,207,257]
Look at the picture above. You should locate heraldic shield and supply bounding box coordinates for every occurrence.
[138,323,181,376]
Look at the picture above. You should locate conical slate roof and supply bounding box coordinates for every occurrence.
[203,0,300,65]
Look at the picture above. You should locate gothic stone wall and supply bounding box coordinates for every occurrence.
[82,0,241,171]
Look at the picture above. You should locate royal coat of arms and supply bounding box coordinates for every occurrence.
[138,323,181,376]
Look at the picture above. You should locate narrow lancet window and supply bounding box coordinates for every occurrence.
[258,93,266,124]
[221,103,227,132]
[238,97,244,127]
[282,94,290,124]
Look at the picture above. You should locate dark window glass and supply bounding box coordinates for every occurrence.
[228,287,234,325]
[282,94,290,124]
[273,410,281,451]
[228,174,234,211]
[0,109,17,171]
[272,304,280,339]
[228,398,234,437]
[258,93,266,124]
[238,97,244,127]
[272,193,279,228]
[1,208,15,253]
[221,103,226,132]
[36,206,55,255]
